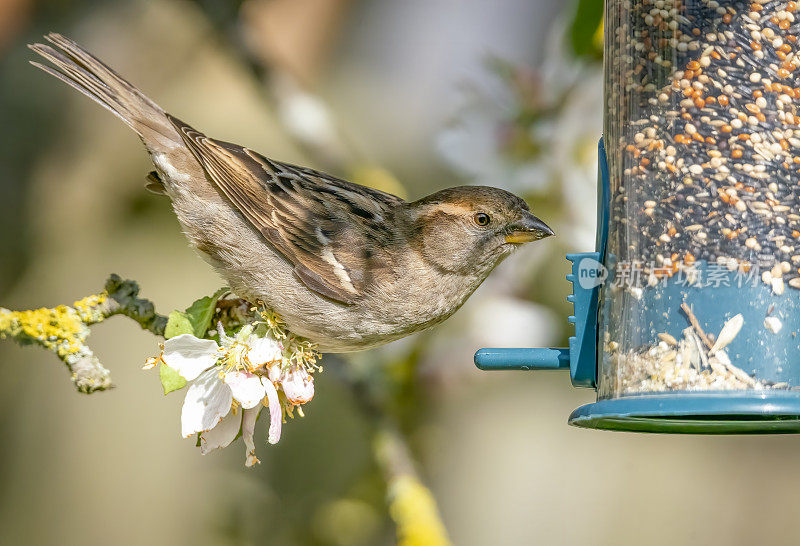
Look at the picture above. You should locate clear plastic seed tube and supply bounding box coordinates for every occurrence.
[599,0,800,398]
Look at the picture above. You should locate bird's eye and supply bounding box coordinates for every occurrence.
[473,212,491,227]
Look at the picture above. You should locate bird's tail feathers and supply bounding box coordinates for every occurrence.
[29,33,179,148]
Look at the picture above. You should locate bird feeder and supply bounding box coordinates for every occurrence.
[476,0,800,432]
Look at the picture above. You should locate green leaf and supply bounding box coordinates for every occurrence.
[569,0,604,60]
[164,310,193,339]
[185,287,229,338]
[160,363,187,395]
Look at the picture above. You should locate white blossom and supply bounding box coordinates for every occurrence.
[162,334,220,381]
[154,325,293,463]
[148,318,317,466]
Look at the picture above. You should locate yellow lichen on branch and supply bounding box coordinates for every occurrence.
[373,425,451,546]
[0,274,167,393]
[388,475,451,546]
[0,304,89,358]
[73,292,109,324]
[0,300,110,393]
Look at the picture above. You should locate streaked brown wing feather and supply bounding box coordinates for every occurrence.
[167,115,403,304]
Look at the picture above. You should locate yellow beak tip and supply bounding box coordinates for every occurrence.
[505,232,540,244]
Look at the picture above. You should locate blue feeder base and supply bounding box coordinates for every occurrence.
[568,391,800,434]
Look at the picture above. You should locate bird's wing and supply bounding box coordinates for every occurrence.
[168,115,404,304]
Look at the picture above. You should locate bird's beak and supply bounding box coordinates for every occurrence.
[505,213,555,243]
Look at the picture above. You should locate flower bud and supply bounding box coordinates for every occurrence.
[281,367,314,405]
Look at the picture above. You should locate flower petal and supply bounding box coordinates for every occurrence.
[181,368,232,437]
[262,377,282,444]
[163,334,220,381]
[224,371,267,409]
[242,406,261,467]
[199,408,240,454]
[281,367,314,405]
[142,356,160,370]
[267,363,282,383]
[246,336,283,371]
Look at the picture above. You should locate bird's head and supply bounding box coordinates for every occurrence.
[407,186,554,276]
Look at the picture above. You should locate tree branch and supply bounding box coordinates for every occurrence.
[0,274,167,393]
[373,421,452,546]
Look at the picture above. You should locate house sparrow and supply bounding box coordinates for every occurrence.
[29,33,553,352]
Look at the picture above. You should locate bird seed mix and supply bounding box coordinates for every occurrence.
[600,0,799,394]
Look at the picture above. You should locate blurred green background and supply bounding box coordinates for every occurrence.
[1,0,799,545]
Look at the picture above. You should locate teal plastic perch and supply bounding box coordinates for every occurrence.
[474,348,570,371]
[472,251,601,388]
